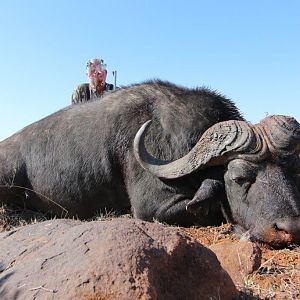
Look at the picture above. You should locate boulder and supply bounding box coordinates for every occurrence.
[209,240,262,287]
[0,218,237,299]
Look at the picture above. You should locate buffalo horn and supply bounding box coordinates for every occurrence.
[257,115,300,157]
[134,119,268,179]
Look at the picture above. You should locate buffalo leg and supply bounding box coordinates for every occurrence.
[186,179,224,214]
[130,177,224,226]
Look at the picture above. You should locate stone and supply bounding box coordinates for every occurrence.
[209,240,262,287]
[0,218,237,299]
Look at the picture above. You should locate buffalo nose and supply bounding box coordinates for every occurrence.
[275,217,300,243]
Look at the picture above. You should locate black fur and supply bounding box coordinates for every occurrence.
[1,80,242,223]
[1,80,300,248]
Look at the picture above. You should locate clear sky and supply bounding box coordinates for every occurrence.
[0,0,299,141]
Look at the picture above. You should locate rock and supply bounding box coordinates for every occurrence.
[209,240,262,287]
[0,218,237,299]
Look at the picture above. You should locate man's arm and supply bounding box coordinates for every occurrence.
[71,84,90,104]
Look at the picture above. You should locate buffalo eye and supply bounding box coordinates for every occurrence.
[232,176,246,185]
[226,159,258,192]
[231,175,252,191]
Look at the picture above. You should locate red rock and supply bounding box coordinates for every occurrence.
[209,240,262,286]
[0,219,237,299]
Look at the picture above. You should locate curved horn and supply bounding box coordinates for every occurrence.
[134,119,268,179]
[257,115,300,157]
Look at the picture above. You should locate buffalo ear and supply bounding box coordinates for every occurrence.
[186,179,224,215]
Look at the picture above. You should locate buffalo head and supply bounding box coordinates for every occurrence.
[134,115,300,248]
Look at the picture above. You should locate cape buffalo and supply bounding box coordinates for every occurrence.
[0,80,299,248]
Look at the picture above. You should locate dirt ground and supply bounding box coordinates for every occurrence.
[1,205,299,300]
[181,225,300,300]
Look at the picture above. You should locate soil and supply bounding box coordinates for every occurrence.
[1,206,299,299]
[181,224,300,300]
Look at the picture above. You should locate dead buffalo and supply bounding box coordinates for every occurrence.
[0,80,299,248]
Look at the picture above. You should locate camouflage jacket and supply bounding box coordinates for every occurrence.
[71,83,114,104]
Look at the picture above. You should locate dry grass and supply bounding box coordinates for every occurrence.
[241,246,300,299]
[0,204,47,232]
[182,225,300,300]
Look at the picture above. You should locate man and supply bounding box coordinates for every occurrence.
[71,58,114,104]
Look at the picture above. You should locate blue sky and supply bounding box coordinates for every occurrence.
[0,0,299,141]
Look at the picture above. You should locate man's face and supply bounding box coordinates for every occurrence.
[87,64,107,88]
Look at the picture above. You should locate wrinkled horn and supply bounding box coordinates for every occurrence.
[134,119,268,179]
[257,115,300,157]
